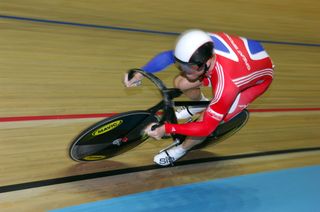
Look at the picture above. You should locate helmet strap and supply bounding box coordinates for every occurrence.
[204,63,209,72]
[203,57,212,73]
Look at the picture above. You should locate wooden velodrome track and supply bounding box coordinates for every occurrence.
[0,0,319,211]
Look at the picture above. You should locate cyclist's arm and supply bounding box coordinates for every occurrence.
[165,91,238,136]
[165,113,220,137]
[165,70,239,137]
[142,50,175,73]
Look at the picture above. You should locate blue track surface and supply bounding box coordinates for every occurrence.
[51,165,320,212]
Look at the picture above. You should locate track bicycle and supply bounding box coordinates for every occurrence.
[69,69,249,164]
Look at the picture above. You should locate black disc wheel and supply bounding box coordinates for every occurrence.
[69,111,158,162]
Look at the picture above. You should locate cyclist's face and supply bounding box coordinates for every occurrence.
[177,63,205,74]
[176,57,213,81]
[183,65,206,81]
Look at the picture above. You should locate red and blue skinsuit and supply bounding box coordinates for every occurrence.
[142,32,274,137]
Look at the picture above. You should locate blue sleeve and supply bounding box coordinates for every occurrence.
[141,50,175,73]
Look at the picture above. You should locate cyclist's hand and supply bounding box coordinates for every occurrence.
[123,72,143,87]
[144,123,165,140]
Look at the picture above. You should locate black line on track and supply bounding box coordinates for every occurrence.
[1,15,320,47]
[1,147,320,193]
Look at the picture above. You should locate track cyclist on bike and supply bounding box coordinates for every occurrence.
[124,29,274,166]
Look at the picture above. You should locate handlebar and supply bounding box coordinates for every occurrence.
[127,68,182,124]
[127,68,183,109]
[127,68,186,148]
[128,68,182,98]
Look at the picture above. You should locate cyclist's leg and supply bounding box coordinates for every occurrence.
[179,112,207,150]
[153,136,206,167]
[153,112,206,166]
[173,74,203,100]
[173,77,273,153]
[174,74,208,119]
[224,77,272,122]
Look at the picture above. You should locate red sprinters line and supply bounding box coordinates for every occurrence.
[0,113,117,122]
[0,108,320,123]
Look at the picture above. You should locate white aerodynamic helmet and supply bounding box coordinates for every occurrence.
[174,29,214,68]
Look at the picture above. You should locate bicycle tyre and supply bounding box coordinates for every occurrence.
[192,109,250,150]
[69,111,158,162]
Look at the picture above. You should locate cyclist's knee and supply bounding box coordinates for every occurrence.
[173,75,201,90]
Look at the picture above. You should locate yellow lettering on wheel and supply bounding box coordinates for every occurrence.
[83,155,106,161]
[92,120,123,136]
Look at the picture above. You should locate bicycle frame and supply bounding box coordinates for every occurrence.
[128,68,210,147]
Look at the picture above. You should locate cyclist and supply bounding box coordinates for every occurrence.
[124,29,274,166]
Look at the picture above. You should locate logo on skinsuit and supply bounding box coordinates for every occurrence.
[83,155,106,161]
[92,120,123,136]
